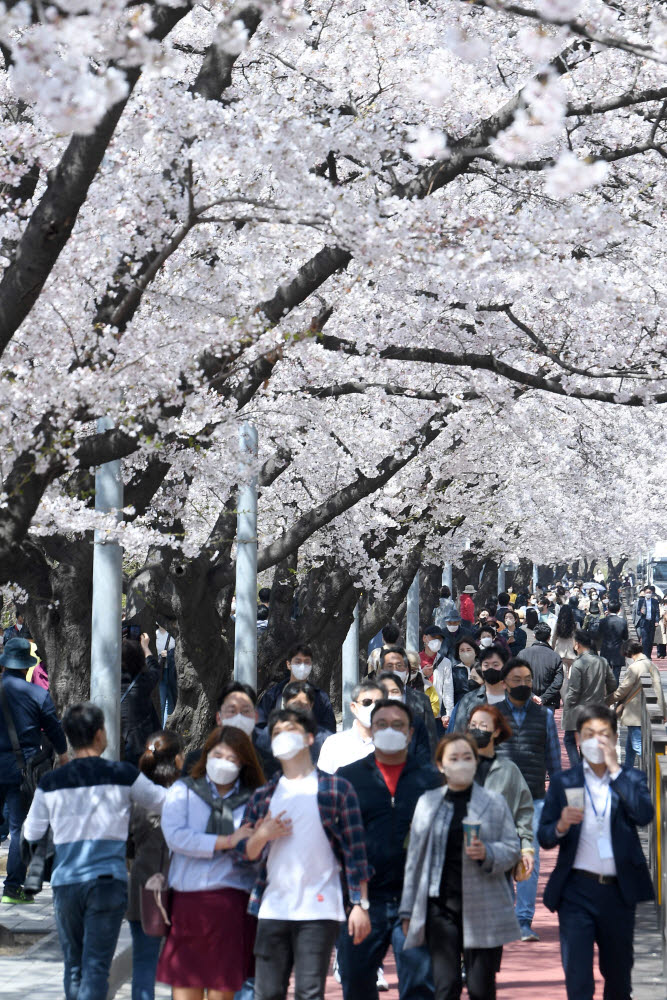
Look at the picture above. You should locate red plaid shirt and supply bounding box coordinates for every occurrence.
[238,769,372,916]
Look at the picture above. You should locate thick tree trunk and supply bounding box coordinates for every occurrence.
[12,538,94,712]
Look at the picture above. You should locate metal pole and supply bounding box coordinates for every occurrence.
[497,564,506,594]
[234,423,258,688]
[442,563,453,589]
[90,417,123,760]
[532,562,539,593]
[406,572,420,652]
[342,603,360,729]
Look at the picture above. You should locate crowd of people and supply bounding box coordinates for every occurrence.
[0,574,664,1000]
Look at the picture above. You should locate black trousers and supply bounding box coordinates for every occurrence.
[425,899,502,1000]
[558,873,634,1000]
[254,918,340,1000]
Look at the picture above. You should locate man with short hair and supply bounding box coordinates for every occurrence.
[318,681,385,774]
[257,644,336,732]
[282,680,333,760]
[521,622,564,709]
[377,673,434,765]
[376,648,438,751]
[538,597,557,630]
[496,657,562,942]
[597,601,629,683]
[635,585,660,659]
[258,587,271,609]
[2,612,31,645]
[240,708,371,1000]
[185,680,277,777]
[562,630,617,767]
[337,699,440,1000]
[367,622,402,672]
[451,643,510,732]
[0,638,68,904]
[538,704,654,1000]
[495,592,512,625]
[23,702,165,1000]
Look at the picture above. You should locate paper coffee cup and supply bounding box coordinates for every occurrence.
[565,787,584,810]
[462,817,481,847]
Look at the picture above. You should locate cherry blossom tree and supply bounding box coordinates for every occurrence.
[2,0,667,735]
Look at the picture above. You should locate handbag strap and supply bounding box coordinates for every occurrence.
[121,674,139,704]
[0,680,26,771]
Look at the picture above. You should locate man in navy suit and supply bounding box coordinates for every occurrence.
[538,703,654,1000]
[636,585,660,659]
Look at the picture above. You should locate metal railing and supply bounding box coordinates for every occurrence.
[640,680,667,976]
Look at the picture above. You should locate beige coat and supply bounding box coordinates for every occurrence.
[655,612,667,646]
[614,654,666,727]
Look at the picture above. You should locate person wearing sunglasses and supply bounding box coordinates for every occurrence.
[318,682,385,774]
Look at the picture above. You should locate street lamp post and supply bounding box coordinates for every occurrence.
[90,417,123,760]
[234,424,259,689]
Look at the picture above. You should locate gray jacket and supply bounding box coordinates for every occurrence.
[399,782,521,949]
[481,756,534,853]
[562,650,618,729]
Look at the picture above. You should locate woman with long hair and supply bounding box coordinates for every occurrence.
[552,605,576,676]
[128,730,183,1000]
[157,726,265,1000]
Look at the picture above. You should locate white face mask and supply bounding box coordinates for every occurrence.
[459,650,476,666]
[271,730,306,760]
[442,759,477,786]
[427,639,442,652]
[15,623,22,631]
[354,704,374,729]
[479,636,493,648]
[394,669,409,683]
[373,728,408,753]
[206,756,240,785]
[222,713,255,737]
[291,661,312,681]
[580,737,605,765]
[446,625,459,633]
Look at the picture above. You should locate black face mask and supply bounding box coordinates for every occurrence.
[468,728,493,749]
[508,684,532,703]
[482,667,504,685]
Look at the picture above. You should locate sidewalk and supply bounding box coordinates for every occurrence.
[1,673,666,998]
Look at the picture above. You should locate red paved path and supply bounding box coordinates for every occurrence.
[318,706,615,998]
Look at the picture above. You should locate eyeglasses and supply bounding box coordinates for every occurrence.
[357,698,377,707]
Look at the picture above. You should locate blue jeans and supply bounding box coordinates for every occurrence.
[159,666,176,726]
[515,798,544,927]
[338,897,434,1000]
[625,726,642,768]
[234,978,255,999]
[129,920,162,1000]
[53,876,127,1000]
[0,783,27,894]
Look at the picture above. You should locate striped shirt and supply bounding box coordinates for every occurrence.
[23,757,165,886]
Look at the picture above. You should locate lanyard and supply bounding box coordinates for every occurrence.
[584,781,611,824]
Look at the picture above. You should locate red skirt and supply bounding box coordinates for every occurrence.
[157,887,256,991]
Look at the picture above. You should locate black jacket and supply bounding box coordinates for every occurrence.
[257,674,336,733]
[120,655,162,766]
[597,614,629,668]
[338,753,441,899]
[636,596,660,626]
[521,642,564,708]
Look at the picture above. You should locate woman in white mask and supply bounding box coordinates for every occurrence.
[399,734,521,1000]
[158,727,264,1000]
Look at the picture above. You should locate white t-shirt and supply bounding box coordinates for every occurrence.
[156,629,175,654]
[487,690,506,705]
[258,771,344,921]
[317,724,374,774]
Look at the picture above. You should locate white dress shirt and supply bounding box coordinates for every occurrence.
[573,762,619,877]
[317,723,374,774]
